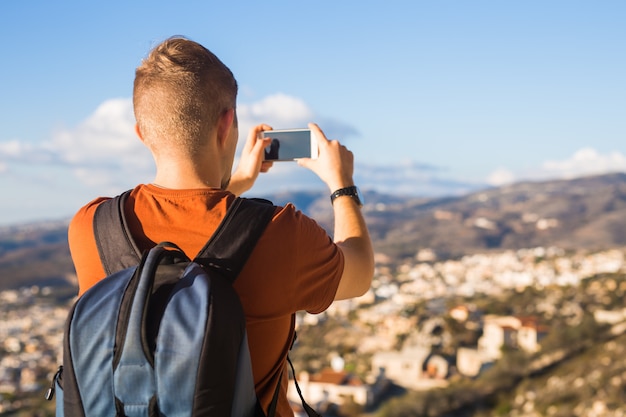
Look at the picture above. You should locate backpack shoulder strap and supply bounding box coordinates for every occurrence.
[93,190,140,275]
[93,193,276,280]
[194,197,276,284]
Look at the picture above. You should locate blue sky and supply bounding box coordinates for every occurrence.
[1,1,625,225]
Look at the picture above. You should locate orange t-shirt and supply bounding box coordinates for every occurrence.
[67,184,344,416]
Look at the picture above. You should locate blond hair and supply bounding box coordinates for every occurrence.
[133,36,237,156]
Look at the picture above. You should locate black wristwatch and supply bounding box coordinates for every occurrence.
[330,186,363,207]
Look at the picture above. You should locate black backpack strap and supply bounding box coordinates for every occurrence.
[194,197,276,283]
[288,332,323,417]
[265,371,282,417]
[93,190,141,275]
[287,356,322,417]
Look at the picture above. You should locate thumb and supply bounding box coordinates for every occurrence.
[296,157,314,169]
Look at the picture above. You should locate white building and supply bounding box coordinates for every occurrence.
[371,346,449,390]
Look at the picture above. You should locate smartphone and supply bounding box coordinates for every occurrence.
[261,129,318,161]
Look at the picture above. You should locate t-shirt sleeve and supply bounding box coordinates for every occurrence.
[289,210,344,314]
[67,197,109,295]
[236,203,344,316]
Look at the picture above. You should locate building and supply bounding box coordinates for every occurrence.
[371,346,449,390]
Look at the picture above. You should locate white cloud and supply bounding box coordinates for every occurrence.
[355,160,481,196]
[237,93,314,128]
[0,139,31,157]
[487,168,516,186]
[235,93,358,151]
[235,94,317,156]
[540,148,626,179]
[49,98,145,165]
[486,147,626,186]
[0,99,145,167]
[0,139,51,164]
[0,98,152,194]
[50,98,154,193]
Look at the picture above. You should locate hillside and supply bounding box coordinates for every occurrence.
[367,172,626,260]
[0,221,74,290]
[1,172,625,290]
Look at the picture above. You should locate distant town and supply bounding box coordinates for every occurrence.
[1,246,625,416]
[283,246,626,414]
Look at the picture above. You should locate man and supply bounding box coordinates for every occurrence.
[68,36,374,416]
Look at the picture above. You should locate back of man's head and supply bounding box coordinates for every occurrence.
[133,36,238,157]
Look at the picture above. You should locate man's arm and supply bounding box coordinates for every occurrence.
[330,193,375,300]
[297,123,375,300]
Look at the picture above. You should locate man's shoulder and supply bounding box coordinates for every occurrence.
[70,187,139,228]
[68,196,114,237]
[71,196,113,218]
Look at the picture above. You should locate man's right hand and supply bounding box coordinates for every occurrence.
[297,123,355,193]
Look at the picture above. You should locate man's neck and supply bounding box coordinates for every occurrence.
[153,159,224,190]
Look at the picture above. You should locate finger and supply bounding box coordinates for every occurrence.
[260,161,273,172]
[248,124,273,150]
[256,136,272,149]
[296,157,313,169]
[308,122,329,145]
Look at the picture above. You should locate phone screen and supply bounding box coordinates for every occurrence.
[262,129,313,161]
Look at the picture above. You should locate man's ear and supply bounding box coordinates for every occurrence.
[134,124,144,141]
[216,108,235,149]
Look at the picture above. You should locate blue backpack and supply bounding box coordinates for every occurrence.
[47,192,282,416]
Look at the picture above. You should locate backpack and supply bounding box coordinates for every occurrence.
[46,191,282,416]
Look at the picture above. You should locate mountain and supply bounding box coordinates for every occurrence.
[0,220,74,290]
[367,172,626,260]
[1,172,625,291]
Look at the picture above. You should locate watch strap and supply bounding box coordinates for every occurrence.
[330,186,361,206]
